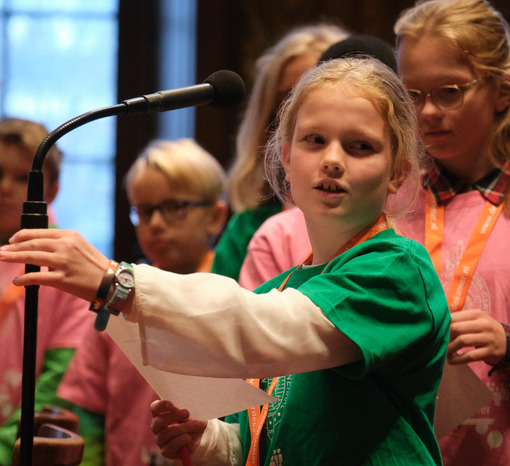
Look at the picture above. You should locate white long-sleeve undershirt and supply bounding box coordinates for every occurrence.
[129,264,362,379]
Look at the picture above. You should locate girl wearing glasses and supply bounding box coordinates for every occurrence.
[395,0,510,464]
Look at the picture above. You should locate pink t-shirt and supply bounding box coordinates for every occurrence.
[0,261,91,425]
[398,189,510,466]
[58,326,162,465]
[239,207,311,290]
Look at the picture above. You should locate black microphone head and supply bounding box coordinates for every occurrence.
[203,70,246,109]
[318,34,397,73]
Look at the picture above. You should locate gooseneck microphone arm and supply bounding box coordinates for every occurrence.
[18,70,245,466]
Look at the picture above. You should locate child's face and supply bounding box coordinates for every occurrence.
[0,143,31,241]
[398,34,508,177]
[282,83,398,233]
[0,142,59,242]
[127,167,217,274]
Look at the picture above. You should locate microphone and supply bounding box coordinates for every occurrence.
[122,69,246,114]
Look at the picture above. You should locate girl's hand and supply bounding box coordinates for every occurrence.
[0,229,108,302]
[150,400,207,459]
[447,309,507,366]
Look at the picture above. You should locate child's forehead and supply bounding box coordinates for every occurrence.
[309,79,372,98]
[0,141,33,166]
[128,169,197,198]
[302,81,382,113]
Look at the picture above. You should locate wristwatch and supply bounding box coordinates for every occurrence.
[103,262,135,315]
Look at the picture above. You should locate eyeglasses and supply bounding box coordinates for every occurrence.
[129,199,211,226]
[407,78,482,112]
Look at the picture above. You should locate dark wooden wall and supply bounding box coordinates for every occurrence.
[115,1,159,261]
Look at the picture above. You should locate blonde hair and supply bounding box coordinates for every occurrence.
[228,23,349,212]
[126,139,226,203]
[265,57,423,217]
[0,118,62,184]
[394,0,510,212]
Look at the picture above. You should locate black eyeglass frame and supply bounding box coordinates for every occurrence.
[407,77,482,112]
[129,199,212,226]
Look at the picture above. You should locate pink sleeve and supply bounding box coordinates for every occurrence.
[239,208,311,290]
[39,286,93,349]
[57,326,110,413]
[239,231,288,290]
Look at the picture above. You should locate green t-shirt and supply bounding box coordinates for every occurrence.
[227,229,450,465]
[211,202,282,281]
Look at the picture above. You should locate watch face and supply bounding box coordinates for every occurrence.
[117,269,135,288]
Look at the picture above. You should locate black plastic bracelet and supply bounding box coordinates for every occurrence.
[502,324,510,363]
[488,323,510,377]
[89,260,119,312]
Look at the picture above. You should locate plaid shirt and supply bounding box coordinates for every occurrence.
[423,160,510,206]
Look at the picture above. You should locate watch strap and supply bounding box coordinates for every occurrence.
[103,262,134,316]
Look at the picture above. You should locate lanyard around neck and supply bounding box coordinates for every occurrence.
[245,213,390,465]
[196,250,215,273]
[425,187,503,311]
[245,377,280,466]
[278,213,389,292]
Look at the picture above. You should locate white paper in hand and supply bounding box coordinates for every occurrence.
[434,362,493,439]
[106,315,275,421]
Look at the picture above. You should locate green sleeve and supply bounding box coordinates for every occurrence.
[212,203,282,281]
[75,407,105,466]
[0,348,75,466]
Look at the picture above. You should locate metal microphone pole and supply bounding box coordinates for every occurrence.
[19,103,129,466]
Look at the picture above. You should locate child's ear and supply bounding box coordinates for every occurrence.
[388,163,408,194]
[206,200,229,236]
[43,181,59,204]
[495,72,510,113]
[387,178,400,195]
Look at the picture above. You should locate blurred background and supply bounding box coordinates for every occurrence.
[0,0,507,261]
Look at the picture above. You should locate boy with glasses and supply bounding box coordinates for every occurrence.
[57,139,227,465]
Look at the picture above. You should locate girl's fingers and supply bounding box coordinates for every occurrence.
[12,270,58,287]
[150,400,190,430]
[8,228,68,243]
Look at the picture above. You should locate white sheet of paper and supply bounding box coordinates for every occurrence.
[106,316,275,421]
[434,362,493,439]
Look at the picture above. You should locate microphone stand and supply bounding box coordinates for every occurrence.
[19,103,130,466]
[18,70,244,465]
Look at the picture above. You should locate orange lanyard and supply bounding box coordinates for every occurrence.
[425,188,503,311]
[278,213,390,291]
[245,213,389,465]
[0,273,25,326]
[196,250,215,273]
[245,377,280,466]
